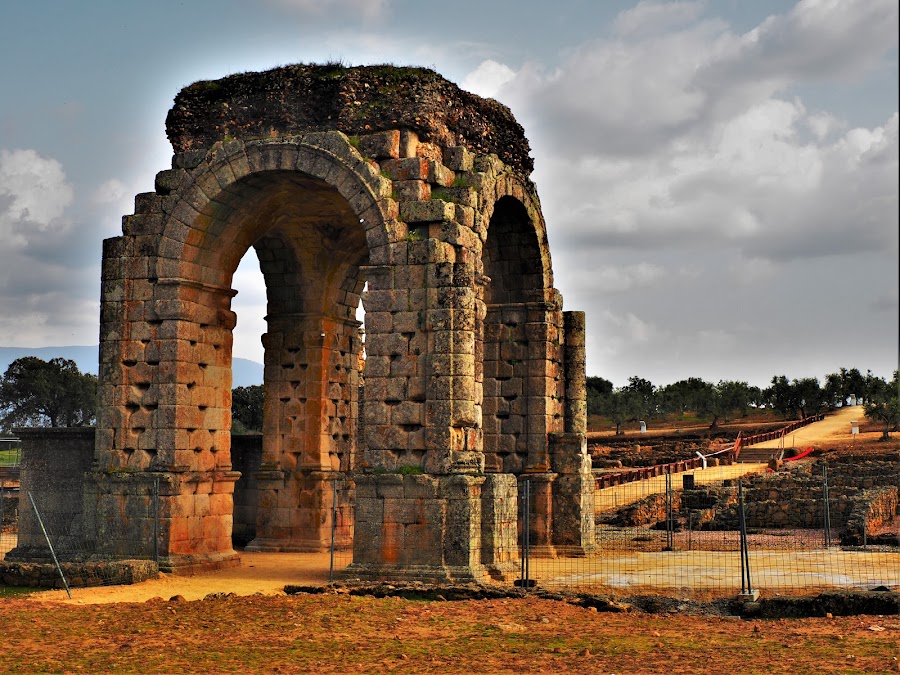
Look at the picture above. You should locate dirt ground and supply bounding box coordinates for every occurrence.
[2,591,899,673]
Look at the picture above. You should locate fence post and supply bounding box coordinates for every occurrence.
[737,481,757,600]
[27,491,72,599]
[822,464,832,548]
[517,479,532,588]
[153,476,160,565]
[665,468,674,551]
[329,478,338,584]
[0,479,5,545]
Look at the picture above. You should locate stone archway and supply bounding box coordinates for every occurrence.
[17,64,594,579]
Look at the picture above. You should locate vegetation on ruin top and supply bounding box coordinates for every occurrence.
[167,63,534,174]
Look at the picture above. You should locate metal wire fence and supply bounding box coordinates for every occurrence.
[3,462,897,600]
[518,462,898,599]
[0,483,160,595]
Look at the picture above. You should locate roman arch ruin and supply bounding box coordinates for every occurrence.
[13,64,594,581]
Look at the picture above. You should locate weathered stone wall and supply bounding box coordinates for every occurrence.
[0,560,157,588]
[845,487,899,544]
[165,64,534,176]
[688,460,898,534]
[5,428,95,562]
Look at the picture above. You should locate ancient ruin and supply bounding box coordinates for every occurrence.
[9,64,593,581]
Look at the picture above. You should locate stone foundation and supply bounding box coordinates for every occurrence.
[347,473,518,582]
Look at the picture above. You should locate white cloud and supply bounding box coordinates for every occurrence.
[92,178,128,205]
[738,0,899,81]
[603,310,656,344]
[613,0,707,37]
[566,262,665,293]
[0,149,74,247]
[461,60,516,98]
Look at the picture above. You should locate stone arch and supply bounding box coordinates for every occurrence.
[80,65,593,576]
[476,176,564,476]
[93,135,399,565]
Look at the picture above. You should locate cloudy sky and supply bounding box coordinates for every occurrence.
[1,0,897,388]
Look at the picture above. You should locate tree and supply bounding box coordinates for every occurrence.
[232,385,264,433]
[657,377,711,415]
[586,376,614,416]
[792,377,825,419]
[862,370,889,405]
[703,380,754,427]
[864,370,900,440]
[598,388,643,435]
[823,367,868,406]
[622,376,656,420]
[0,357,97,430]
[765,375,799,419]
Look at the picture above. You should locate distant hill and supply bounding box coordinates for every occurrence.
[0,346,264,387]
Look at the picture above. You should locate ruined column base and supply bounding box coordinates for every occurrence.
[245,470,353,553]
[549,432,597,556]
[345,473,493,583]
[481,474,520,580]
[81,469,242,569]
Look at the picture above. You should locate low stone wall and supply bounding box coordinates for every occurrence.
[691,460,898,534]
[605,493,681,527]
[0,560,158,588]
[845,487,899,544]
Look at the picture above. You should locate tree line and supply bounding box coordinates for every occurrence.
[2,357,897,440]
[587,368,900,438]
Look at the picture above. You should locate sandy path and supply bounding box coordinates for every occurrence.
[594,462,767,513]
[31,551,350,605]
[753,405,865,449]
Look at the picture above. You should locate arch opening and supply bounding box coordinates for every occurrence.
[480,196,563,475]
[190,169,369,553]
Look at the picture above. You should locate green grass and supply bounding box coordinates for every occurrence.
[0,447,21,466]
[0,585,36,598]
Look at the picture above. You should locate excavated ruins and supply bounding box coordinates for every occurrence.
[9,64,594,581]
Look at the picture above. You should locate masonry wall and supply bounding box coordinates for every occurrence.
[6,428,95,561]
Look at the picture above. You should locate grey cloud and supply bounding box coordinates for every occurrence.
[500,0,897,161]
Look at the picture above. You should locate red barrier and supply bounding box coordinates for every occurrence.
[783,447,814,462]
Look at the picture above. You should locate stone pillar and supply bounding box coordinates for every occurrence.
[549,433,596,553]
[480,474,519,579]
[350,169,490,578]
[548,311,595,553]
[346,473,491,582]
[519,471,558,558]
[247,312,360,552]
[563,311,587,435]
[5,428,95,562]
[90,267,242,572]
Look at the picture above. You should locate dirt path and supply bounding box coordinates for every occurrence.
[594,462,767,513]
[29,552,344,605]
[753,405,865,449]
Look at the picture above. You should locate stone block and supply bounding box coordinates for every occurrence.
[381,157,429,181]
[394,129,419,159]
[428,162,455,187]
[400,200,455,223]
[392,179,430,201]
[357,130,400,160]
[444,146,473,172]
